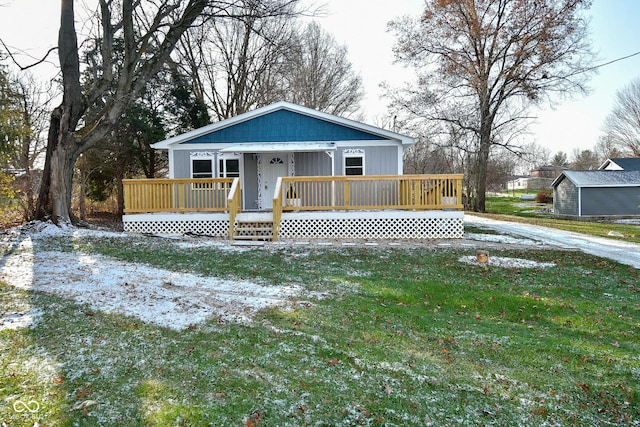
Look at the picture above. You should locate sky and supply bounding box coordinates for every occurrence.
[314,0,640,157]
[1,0,639,158]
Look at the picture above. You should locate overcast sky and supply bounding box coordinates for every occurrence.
[2,0,640,157]
[315,0,640,157]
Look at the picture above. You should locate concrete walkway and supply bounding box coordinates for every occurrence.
[465,214,640,269]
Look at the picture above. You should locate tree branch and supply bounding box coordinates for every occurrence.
[0,38,58,71]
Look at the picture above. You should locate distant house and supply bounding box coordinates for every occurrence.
[599,157,640,171]
[531,165,565,178]
[505,165,565,192]
[551,168,640,218]
[505,176,530,191]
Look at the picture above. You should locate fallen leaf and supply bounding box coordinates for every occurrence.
[384,384,392,395]
[53,376,64,385]
[243,409,264,427]
[327,358,340,366]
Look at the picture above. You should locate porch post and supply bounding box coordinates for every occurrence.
[327,151,336,206]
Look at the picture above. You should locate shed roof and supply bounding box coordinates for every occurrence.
[552,170,640,188]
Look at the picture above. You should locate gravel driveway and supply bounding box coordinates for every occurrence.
[465,214,640,269]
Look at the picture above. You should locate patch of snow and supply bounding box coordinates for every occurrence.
[465,233,541,246]
[458,255,556,269]
[0,227,301,331]
[614,219,640,225]
[0,308,42,330]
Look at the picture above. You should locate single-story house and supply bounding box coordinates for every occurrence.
[151,101,415,210]
[123,102,464,240]
[551,169,640,218]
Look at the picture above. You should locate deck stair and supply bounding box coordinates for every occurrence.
[232,212,274,241]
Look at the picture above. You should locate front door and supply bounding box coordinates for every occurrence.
[261,154,288,209]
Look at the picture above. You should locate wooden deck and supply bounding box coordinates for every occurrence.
[123,174,464,240]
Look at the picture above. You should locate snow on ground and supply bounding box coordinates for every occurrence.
[0,308,43,330]
[0,224,300,331]
[2,215,636,331]
[466,214,640,269]
[464,232,543,246]
[458,255,556,269]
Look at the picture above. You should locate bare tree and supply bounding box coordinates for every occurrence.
[175,0,299,120]
[9,72,51,219]
[284,21,363,116]
[602,77,640,157]
[594,134,627,160]
[570,148,600,170]
[388,0,595,211]
[33,0,301,225]
[175,14,363,121]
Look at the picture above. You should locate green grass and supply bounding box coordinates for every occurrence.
[2,233,639,426]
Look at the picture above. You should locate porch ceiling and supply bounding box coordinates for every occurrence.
[219,142,337,153]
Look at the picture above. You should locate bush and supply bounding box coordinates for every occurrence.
[535,189,553,204]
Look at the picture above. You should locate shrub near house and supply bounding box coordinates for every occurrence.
[535,189,553,204]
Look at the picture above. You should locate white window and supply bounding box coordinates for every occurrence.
[192,159,213,179]
[218,154,241,178]
[190,152,216,179]
[343,150,365,176]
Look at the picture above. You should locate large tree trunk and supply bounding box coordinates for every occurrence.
[473,101,493,213]
[50,138,79,223]
[475,136,491,213]
[35,0,86,224]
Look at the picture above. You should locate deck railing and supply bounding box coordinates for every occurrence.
[271,174,463,239]
[123,178,236,213]
[124,175,463,240]
[276,174,463,211]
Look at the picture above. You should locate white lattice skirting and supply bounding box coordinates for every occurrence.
[123,213,229,236]
[123,211,464,239]
[278,211,464,240]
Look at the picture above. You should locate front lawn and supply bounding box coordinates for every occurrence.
[1,231,639,426]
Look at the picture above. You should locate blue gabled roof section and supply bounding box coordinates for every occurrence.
[182,110,386,144]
